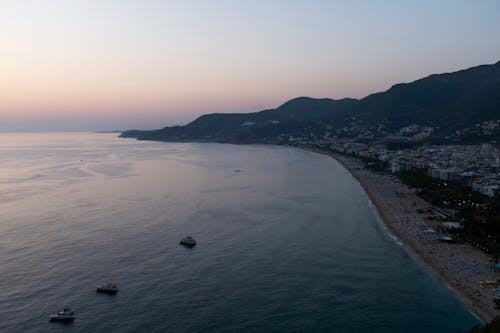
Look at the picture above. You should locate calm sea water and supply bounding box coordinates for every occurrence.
[0,133,480,332]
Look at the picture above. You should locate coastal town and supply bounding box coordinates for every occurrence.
[328,141,500,198]
[269,119,500,197]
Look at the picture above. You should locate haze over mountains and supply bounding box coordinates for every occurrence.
[121,61,500,145]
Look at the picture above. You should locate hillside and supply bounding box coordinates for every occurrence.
[121,61,500,144]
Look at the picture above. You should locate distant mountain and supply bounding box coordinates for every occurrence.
[121,60,500,144]
[120,97,357,142]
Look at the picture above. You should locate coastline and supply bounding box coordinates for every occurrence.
[303,146,497,324]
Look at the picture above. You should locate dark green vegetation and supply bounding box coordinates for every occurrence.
[121,97,356,143]
[460,316,500,333]
[397,170,500,257]
[121,61,500,144]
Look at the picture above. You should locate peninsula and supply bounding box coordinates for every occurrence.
[121,60,500,322]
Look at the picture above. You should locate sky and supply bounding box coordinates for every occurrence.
[1,0,500,131]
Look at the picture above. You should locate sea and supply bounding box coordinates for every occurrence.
[0,132,481,332]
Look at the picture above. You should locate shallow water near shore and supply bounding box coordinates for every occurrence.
[0,133,480,332]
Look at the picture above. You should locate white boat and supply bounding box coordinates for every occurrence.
[96,283,119,293]
[49,308,76,321]
[180,236,196,247]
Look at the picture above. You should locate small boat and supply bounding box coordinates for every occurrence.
[180,236,196,247]
[96,283,119,293]
[49,308,76,321]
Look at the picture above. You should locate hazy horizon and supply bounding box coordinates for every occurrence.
[1,0,500,132]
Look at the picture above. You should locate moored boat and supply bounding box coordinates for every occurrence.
[180,236,196,247]
[49,308,76,321]
[96,283,119,293]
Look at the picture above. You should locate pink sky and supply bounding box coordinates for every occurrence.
[1,1,499,131]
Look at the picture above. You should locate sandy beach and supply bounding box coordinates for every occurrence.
[308,147,499,323]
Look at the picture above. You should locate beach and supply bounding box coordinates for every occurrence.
[309,147,499,323]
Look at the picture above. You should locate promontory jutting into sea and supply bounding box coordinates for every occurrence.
[2,62,500,332]
[3,1,500,332]
[120,60,500,329]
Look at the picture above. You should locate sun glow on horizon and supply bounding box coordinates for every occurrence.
[1,0,500,131]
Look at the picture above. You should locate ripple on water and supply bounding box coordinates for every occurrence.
[0,133,481,333]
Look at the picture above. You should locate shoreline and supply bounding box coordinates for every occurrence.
[302,146,497,324]
[119,137,497,324]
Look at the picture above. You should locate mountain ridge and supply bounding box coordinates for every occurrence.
[121,61,500,144]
